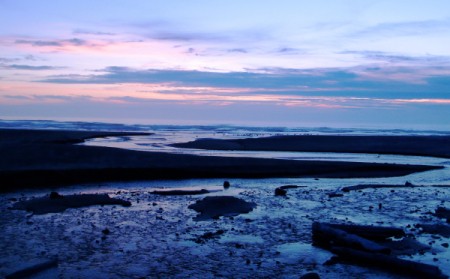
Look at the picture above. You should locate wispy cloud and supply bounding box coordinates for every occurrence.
[3,64,62,70]
[0,57,19,63]
[73,29,115,36]
[342,51,450,65]
[15,38,89,47]
[351,19,450,38]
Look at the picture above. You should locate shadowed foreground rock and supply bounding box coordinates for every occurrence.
[5,258,58,279]
[188,196,256,221]
[313,222,447,278]
[11,192,131,214]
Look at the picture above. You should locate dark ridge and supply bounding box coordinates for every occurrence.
[172,135,450,159]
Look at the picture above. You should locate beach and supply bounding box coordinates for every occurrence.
[0,128,443,191]
[1,126,449,278]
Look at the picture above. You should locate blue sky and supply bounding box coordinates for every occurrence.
[0,0,449,128]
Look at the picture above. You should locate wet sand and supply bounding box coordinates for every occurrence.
[0,129,442,191]
[173,135,450,158]
[2,180,449,278]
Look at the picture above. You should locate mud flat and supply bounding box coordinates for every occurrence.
[0,129,441,192]
[1,179,450,278]
[172,135,450,158]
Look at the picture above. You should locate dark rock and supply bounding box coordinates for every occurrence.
[418,224,450,237]
[318,222,405,240]
[195,229,226,244]
[405,181,413,186]
[188,196,256,221]
[433,207,450,223]
[441,243,449,248]
[11,193,131,214]
[328,192,343,198]
[332,247,446,279]
[312,222,391,254]
[102,228,110,235]
[300,272,321,279]
[5,259,58,279]
[223,181,230,189]
[49,192,63,199]
[275,187,287,196]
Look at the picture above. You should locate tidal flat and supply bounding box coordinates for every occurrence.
[0,126,449,278]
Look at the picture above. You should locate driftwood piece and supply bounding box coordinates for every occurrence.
[325,223,405,240]
[332,247,447,279]
[11,193,131,214]
[312,222,391,254]
[5,259,58,279]
[279,185,307,190]
[151,189,210,196]
[341,184,416,192]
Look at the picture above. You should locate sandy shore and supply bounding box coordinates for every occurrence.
[0,129,442,191]
[173,135,450,158]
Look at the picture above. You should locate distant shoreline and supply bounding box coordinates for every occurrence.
[0,129,443,192]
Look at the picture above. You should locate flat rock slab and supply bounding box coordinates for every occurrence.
[188,196,256,221]
[11,193,131,214]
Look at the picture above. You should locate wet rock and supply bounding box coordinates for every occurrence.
[5,258,58,279]
[49,191,63,199]
[312,222,391,254]
[317,222,405,241]
[188,196,256,221]
[332,247,446,279]
[11,193,131,214]
[327,192,343,198]
[433,207,450,223]
[418,224,450,237]
[312,222,444,278]
[279,185,305,190]
[195,229,226,244]
[300,272,321,279]
[275,187,287,196]
[223,181,230,189]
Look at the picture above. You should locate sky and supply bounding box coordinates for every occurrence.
[1,0,450,129]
